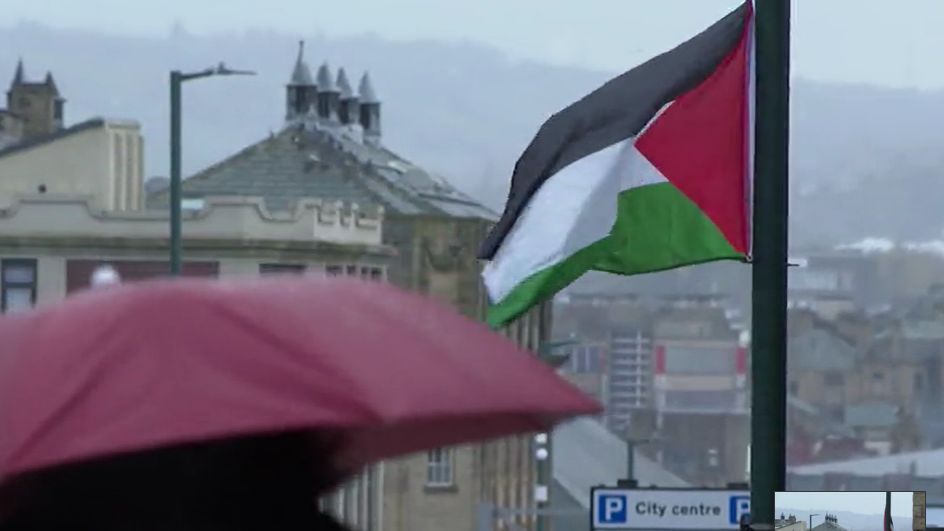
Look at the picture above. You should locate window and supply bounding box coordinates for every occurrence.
[569,345,603,374]
[260,263,306,276]
[426,448,453,487]
[663,390,737,413]
[2,259,37,313]
[664,346,735,375]
[871,371,886,395]
[370,267,383,282]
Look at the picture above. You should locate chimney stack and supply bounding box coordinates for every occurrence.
[358,72,381,145]
[336,67,358,126]
[316,62,339,121]
[286,41,317,122]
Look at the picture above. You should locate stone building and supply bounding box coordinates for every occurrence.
[811,514,847,531]
[648,303,749,486]
[0,62,402,531]
[0,61,144,211]
[787,326,859,422]
[147,42,545,531]
[0,117,144,211]
[551,293,749,486]
[1,60,65,148]
[775,514,808,531]
[916,490,928,530]
[0,194,390,310]
[0,196,393,531]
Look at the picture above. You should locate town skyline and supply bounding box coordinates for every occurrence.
[777,491,913,517]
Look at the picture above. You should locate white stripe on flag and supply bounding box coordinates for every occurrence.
[483,139,667,304]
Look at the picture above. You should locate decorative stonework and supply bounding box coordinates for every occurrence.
[0,193,384,246]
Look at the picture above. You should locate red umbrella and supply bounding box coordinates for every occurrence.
[0,276,598,487]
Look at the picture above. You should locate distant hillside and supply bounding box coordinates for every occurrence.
[3,21,944,247]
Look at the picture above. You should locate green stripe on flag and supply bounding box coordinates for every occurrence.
[594,182,742,275]
[486,182,744,328]
[486,238,612,328]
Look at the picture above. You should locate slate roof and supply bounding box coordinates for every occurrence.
[652,306,738,341]
[789,395,856,438]
[844,402,899,429]
[790,447,944,476]
[788,328,859,372]
[552,416,688,511]
[811,520,848,531]
[148,124,497,221]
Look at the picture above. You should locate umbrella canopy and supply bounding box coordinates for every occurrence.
[0,276,598,487]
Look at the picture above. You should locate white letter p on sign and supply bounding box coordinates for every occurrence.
[605,497,624,520]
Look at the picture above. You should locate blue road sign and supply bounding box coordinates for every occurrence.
[729,495,751,525]
[597,493,629,525]
[591,488,750,530]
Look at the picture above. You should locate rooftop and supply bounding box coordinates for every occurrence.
[148,124,497,220]
[788,328,859,372]
[844,402,900,429]
[552,416,688,511]
[0,118,105,160]
[790,447,944,476]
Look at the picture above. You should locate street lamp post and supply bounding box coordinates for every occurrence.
[625,436,660,483]
[534,339,575,531]
[169,63,254,276]
[809,513,820,529]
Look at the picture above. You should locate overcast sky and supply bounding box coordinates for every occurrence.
[777,491,914,518]
[3,0,944,88]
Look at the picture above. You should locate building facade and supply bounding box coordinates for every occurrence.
[146,43,543,531]
[0,116,144,212]
[606,329,652,435]
[1,60,65,148]
[775,514,808,531]
[0,198,393,531]
[811,514,847,531]
[916,491,928,531]
[0,62,406,530]
[648,305,749,486]
[0,194,389,305]
[552,293,750,487]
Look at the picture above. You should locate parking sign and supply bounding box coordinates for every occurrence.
[729,495,751,525]
[591,487,750,530]
[597,493,629,525]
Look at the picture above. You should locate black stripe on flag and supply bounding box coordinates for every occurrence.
[478,1,751,260]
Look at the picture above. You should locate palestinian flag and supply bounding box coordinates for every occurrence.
[478,2,755,327]
[885,492,894,531]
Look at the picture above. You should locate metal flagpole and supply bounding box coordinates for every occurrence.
[749,0,791,527]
